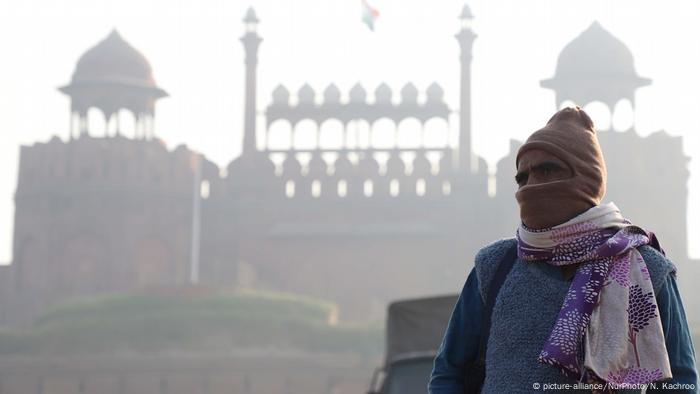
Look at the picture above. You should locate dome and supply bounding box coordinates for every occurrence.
[459,4,474,20]
[70,29,159,89]
[243,7,259,24]
[400,83,418,103]
[298,83,316,105]
[272,84,290,105]
[541,22,650,107]
[323,84,341,104]
[59,29,168,139]
[349,83,367,103]
[426,82,445,101]
[374,83,393,104]
[59,29,167,115]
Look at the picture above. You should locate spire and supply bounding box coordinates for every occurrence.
[240,7,263,155]
[243,7,259,24]
[455,3,477,173]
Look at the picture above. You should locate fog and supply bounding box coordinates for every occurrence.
[0,1,698,393]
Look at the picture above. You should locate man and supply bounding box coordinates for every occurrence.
[429,107,698,393]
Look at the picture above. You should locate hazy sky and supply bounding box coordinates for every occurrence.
[1,0,699,263]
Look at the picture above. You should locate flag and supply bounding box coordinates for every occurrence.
[362,0,379,31]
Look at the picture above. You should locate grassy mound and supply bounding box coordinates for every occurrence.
[0,287,382,356]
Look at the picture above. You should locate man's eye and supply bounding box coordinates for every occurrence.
[536,163,561,177]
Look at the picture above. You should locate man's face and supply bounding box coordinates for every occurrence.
[515,148,585,229]
[515,149,573,189]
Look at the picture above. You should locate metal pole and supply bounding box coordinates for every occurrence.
[189,153,202,284]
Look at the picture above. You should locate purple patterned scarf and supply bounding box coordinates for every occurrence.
[517,202,672,389]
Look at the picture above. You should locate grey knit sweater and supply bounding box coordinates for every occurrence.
[474,238,676,394]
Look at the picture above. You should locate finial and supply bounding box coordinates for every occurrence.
[459,4,474,20]
[243,7,259,24]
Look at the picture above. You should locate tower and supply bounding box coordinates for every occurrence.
[455,4,477,173]
[7,30,201,327]
[59,30,168,139]
[241,7,262,156]
[225,7,276,191]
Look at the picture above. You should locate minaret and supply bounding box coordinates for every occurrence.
[455,4,476,173]
[241,7,262,155]
[227,7,275,188]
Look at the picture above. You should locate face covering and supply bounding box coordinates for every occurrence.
[515,106,607,229]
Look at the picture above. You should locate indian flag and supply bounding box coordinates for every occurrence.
[362,0,379,31]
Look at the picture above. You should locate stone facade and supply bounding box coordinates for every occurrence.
[1,8,696,328]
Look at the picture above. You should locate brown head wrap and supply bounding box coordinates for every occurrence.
[515,107,607,229]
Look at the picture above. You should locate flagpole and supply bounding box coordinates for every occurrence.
[189,152,202,284]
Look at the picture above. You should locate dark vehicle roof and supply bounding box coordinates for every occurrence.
[385,294,458,365]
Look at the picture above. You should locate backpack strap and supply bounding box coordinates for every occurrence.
[465,243,518,393]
